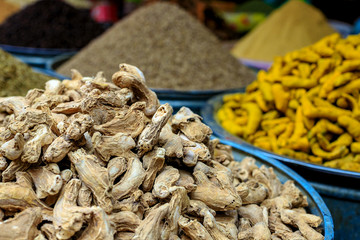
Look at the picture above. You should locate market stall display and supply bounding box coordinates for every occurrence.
[0,0,104,49]
[0,48,52,97]
[0,63,332,239]
[56,2,255,91]
[231,0,336,62]
[214,33,360,173]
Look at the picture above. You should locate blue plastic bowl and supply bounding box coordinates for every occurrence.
[226,140,334,240]
[202,93,360,180]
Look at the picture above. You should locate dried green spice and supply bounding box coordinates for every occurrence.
[0,49,52,97]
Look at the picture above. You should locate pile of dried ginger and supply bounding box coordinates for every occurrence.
[0,64,324,239]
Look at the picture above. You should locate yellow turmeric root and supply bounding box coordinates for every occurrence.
[311,143,348,160]
[217,33,360,172]
[351,142,360,153]
[338,115,360,139]
[272,84,289,112]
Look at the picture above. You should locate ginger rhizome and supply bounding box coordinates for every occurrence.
[0,64,324,239]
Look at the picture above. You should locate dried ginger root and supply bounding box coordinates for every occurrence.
[217,33,360,172]
[0,63,323,240]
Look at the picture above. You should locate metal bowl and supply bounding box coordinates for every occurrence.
[227,140,334,240]
[201,93,360,181]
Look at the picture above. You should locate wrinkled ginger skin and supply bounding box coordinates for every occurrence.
[68,149,113,213]
[112,156,146,200]
[53,179,85,240]
[0,181,51,211]
[0,132,25,160]
[77,206,115,240]
[77,182,92,207]
[93,104,147,138]
[118,63,146,82]
[172,107,213,143]
[92,131,136,162]
[28,166,63,199]
[133,203,170,240]
[238,222,272,240]
[21,124,54,163]
[0,207,43,240]
[159,123,186,158]
[142,147,166,192]
[280,209,324,240]
[178,215,214,240]
[152,166,180,199]
[44,135,74,163]
[109,211,141,232]
[65,113,93,141]
[2,159,31,182]
[191,170,242,211]
[8,109,51,134]
[112,66,159,117]
[137,103,173,156]
[162,187,190,239]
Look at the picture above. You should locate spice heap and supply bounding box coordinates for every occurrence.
[0,49,52,97]
[57,2,255,91]
[0,0,19,24]
[0,0,104,49]
[144,0,240,40]
[231,0,336,62]
[218,33,360,172]
[0,64,323,239]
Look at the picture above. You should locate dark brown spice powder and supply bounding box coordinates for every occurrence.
[0,0,104,49]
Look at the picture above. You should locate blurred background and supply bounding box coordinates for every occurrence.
[2,0,360,39]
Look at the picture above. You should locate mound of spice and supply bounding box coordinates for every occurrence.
[0,0,104,49]
[0,49,52,97]
[0,64,324,239]
[231,0,336,62]
[0,0,19,24]
[57,2,255,91]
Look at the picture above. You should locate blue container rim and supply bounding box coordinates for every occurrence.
[32,67,70,80]
[202,93,360,179]
[0,44,78,56]
[220,138,334,240]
